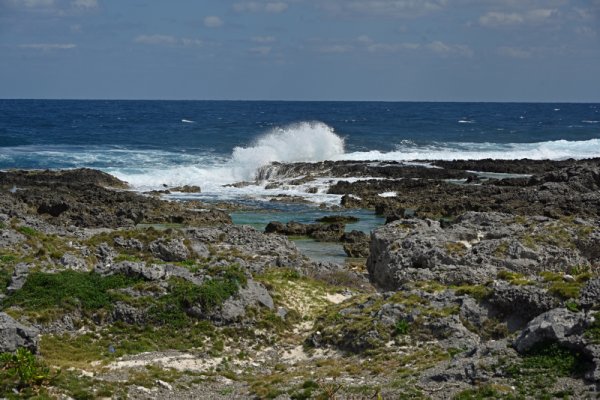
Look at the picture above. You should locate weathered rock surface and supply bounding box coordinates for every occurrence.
[0,312,39,353]
[367,211,599,290]
[149,238,190,262]
[0,169,230,229]
[187,225,308,273]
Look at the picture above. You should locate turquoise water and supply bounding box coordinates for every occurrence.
[231,207,384,264]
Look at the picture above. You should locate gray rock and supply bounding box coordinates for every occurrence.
[460,296,489,329]
[7,263,32,293]
[96,242,117,265]
[0,312,39,353]
[367,211,598,290]
[185,225,307,273]
[60,253,88,271]
[0,228,25,248]
[208,280,274,325]
[514,308,600,383]
[580,278,600,309]
[114,236,144,251]
[111,302,147,325]
[488,281,558,330]
[514,308,586,353]
[149,238,190,262]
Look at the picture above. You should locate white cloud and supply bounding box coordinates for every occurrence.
[19,43,76,50]
[249,46,272,55]
[233,1,261,12]
[252,36,276,43]
[233,1,288,13]
[134,35,204,47]
[203,16,224,28]
[134,35,178,45]
[427,41,473,57]
[497,46,532,58]
[479,8,558,27]
[353,35,420,52]
[8,0,54,8]
[319,0,447,18]
[317,44,353,53]
[72,0,97,8]
[265,2,288,13]
[367,42,420,52]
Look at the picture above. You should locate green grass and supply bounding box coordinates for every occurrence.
[548,281,582,300]
[16,226,39,237]
[453,285,491,302]
[4,271,142,312]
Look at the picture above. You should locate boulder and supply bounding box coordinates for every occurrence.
[0,312,39,353]
[149,238,190,262]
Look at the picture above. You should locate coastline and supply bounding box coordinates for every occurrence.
[0,158,599,398]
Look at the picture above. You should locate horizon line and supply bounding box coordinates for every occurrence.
[1,98,599,104]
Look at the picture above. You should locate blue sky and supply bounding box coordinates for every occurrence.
[1,0,599,101]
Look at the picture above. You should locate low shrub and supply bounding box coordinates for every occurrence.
[4,271,141,311]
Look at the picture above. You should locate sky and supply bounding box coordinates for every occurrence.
[1,0,599,102]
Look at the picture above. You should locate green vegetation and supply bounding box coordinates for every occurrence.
[584,313,600,344]
[4,271,142,312]
[0,348,54,397]
[394,319,410,335]
[453,284,491,302]
[16,226,39,237]
[503,341,588,398]
[453,384,514,399]
[148,265,247,327]
[496,270,532,285]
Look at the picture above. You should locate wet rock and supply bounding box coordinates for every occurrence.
[149,238,190,262]
[341,230,370,258]
[0,312,39,353]
[170,185,201,193]
[265,221,344,242]
[315,215,359,224]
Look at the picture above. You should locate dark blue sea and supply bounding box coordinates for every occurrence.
[1,100,599,203]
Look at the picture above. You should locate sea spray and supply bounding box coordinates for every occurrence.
[230,121,345,181]
[110,121,345,188]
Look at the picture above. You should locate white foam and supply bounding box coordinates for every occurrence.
[335,139,600,162]
[582,120,599,124]
[182,119,195,123]
[378,192,397,198]
[230,121,344,181]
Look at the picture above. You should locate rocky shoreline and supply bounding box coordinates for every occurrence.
[0,159,599,399]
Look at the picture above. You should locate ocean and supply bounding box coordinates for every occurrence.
[1,99,599,206]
